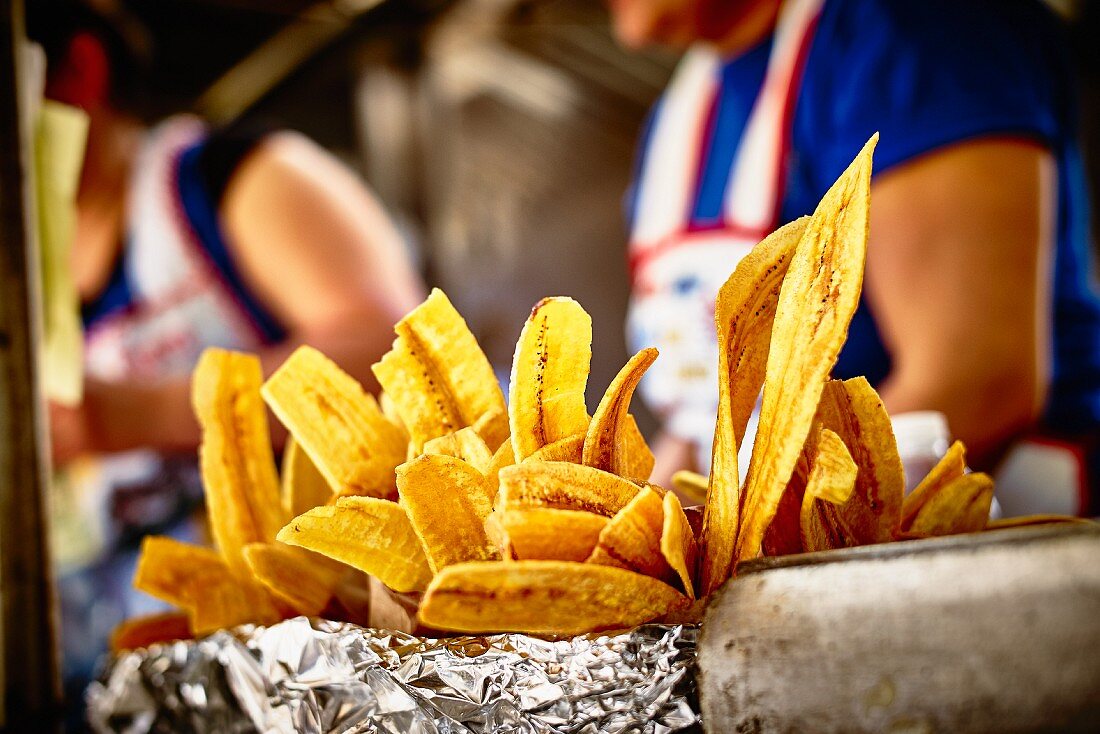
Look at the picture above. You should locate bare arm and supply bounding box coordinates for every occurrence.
[55,132,424,462]
[867,138,1055,468]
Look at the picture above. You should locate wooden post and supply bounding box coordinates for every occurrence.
[0,0,62,727]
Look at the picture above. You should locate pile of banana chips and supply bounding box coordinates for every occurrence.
[126,134,1083,646]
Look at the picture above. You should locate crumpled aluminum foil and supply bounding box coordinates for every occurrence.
[87,617,699,733]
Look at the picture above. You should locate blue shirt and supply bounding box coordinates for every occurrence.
[629,0,1100,434]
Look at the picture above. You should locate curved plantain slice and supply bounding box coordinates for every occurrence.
[277,497,432,593]
[671,470,709,506]
[617,414,656,482]
[263,346,405,500]
[419,560,685,635]
[498,460,641,517]
[815,377,904,542]
[423,427,495,474]
[134,536,230,611]
[488,508,608,562]
[661,492,698,598]
[486,438,517,490]
[587,486,673,583]
[281,436,335,519]
[473,406,510,453]
[906,472,994,538]
[110,612,193,653]
[798,428,860,553]
[379,390,410,443]
[372,289,506,452]
[243,542,347,617]
[193,349,286,573]
[736,134,877,567]
[186,570,282,636]
[397,454,499,572]
[582,348,658,477]
[526,431,585,463]
[900,440,967,531]
[699,216,808,597]
[509,297,593,461]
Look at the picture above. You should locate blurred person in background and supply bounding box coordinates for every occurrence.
[612,0,1100,516]
[27,0,423,705]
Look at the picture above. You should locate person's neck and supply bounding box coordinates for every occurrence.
[707,0,783,57]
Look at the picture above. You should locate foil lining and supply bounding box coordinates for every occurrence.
[87,617,699,733]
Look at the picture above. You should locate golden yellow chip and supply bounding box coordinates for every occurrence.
[419,560,685,635]
[186,570,281,635]
[277,497,432,593]
[526,431,585,463]
[133,536,230,611]
[397,454,499,572]
[582,348,658,479]
[192,349,286,573]
[372,289,506,451]
[617,413,656,482]
[263,346,405,500]
[498,460,641,517]
[671,470,709,506]
[110,612,192,653]
[700,216,809,597]
[243,542,346,617]
[661,491,698,598]
[423,427,495,474]
[901,440,967,531]
[281,436,335,519]
[473,406,510,453]
[736,134,877,566]
[587,486,671,582]
[905,472,994,538]
[798,428,860,553]
[488,508,608,562]
[815,377,903,542]
[379,390,410,441]
[486,437,517,489]
[509,297,592,461]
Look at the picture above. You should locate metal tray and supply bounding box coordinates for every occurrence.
[697,523,1100,733]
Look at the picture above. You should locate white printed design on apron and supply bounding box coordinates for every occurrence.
[627,0,824,468]
[84,115,266,382]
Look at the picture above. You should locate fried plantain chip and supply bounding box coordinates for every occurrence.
[798,428,861,553]
[700,216,809,596]
[110,611,192,653]
[762,451,809,558]
[526,431,585,463]
[186,570,281,635]
[277,497,432,593]
[671,470,709,506]
[736,135,877,566]
[815,377,903,543]
[373,289,506,452]
[281,436,335,519]
[618,414,656,482]
[397,454,499,572]
[661,491,698,598]
[905,472,994,538]
[243,542,347,617]
[582,348,658,477]
[379,390,410,442]
[498,460,641,517]
[263,346,405,500]
[193,349,287,572]
[509,297,592,460]
[587,486,673,583]
[423,426,495,474]
[900,440,967,531]
[488,508,608,562]
[133,536,230,611]
[418,560,684,635]
[486,437,517,490]
[473,406,510,453]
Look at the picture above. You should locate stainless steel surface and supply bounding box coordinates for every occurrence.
[0,0,61,726]
[698,524,1100,733]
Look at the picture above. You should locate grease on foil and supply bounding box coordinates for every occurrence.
[87,618,699,733]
